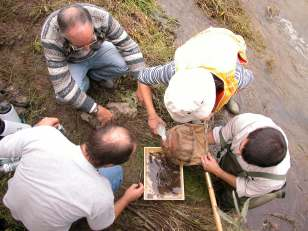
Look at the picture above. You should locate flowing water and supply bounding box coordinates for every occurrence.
[156,0,308,230]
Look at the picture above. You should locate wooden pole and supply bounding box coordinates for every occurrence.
[204,121,223,231]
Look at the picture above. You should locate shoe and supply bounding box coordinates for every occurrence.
[225,98,240,115]
[99,79,114,89]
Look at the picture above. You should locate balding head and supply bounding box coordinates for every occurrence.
[57,4,92,33]
[57,4,94,47]
[85,124,136,167]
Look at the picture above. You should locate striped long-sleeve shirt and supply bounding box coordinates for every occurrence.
[138,61,254,90]
[41,3,145,113]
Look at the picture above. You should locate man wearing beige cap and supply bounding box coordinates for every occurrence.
[163,68,216,123]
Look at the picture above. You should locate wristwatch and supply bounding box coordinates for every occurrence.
[91,104,99,115]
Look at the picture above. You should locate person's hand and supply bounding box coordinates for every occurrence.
[201,153,221,176]
[96,105,113,126]
[148,113,166,135]
[35,117,60,127]
[135,84,144,105]
[123,183,144,204]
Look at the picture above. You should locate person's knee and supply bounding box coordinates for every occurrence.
[98,166,124,192]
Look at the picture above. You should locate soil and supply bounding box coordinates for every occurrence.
[157,0,308,230]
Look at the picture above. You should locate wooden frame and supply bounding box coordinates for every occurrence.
[143,147,185,200]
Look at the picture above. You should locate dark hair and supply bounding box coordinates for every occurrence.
[86,124,135,167]
[57,4,92,33]
[242,127,287,167]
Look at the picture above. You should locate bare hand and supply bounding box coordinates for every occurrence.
[35,117,60,127]
[135,84,144,105]
[201,153,221,175]
[148,114,166,135]
[96,105,113,126]
[123,183,144,203]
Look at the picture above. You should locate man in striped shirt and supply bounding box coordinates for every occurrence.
[41,3,145,124]
[137,61,254,134]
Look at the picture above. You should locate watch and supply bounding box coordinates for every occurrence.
[91,104,99,115]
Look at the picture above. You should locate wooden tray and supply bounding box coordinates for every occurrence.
[144,147,185,200]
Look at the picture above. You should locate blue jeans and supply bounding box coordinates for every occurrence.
[98,165,123,193]
[68,41,129,92]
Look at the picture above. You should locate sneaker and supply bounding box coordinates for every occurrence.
[99,79,114,89]
[225,98,240,115]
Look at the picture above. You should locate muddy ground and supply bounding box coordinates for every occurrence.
[1,0,308,230]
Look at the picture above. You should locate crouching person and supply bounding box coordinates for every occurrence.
[202,113,290,210]
[0,117,144,230]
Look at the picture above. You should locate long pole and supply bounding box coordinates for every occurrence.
[204,121,223,231]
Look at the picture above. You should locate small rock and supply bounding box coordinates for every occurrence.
[7,40,15,46]
[17,35,23,41]
[80,112,101,129]
[15,106,27,116]
[5,85,18,96]
[106,102,137,119]
[11,95,29,107]
[266,5,280,20]
[0,79,7,90]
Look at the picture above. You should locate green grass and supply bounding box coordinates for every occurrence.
[195,0,265,51]
[184,166,210,201]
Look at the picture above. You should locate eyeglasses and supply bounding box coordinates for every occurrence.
[70,34,99,52]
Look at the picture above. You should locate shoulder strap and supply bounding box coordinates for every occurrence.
[238,171,286,181]
[219,129,228,149]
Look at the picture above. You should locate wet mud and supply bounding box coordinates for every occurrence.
[157,0,308,230]
[148,152,181,197]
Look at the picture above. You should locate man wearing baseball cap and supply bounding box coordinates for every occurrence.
[136,27,254,134]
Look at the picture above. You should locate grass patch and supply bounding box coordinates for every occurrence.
[195,0,265,50]
[184,166,209,201]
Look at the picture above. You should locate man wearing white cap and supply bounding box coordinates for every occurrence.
[137,27,254,134]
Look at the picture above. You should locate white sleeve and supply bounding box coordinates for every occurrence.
[87,198,115,230]
[0,128,30,158]
[212,113,256,145]
[236,176,282,198]
[212,117,238,145]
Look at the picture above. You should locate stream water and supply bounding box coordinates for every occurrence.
[156,0,308,230]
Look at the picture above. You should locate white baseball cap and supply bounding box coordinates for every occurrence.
[164,68,216,123]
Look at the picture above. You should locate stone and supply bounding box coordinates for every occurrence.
[106,102,137,119]
[11,95,29,107]
[80,112,101,129]
[15,106,27,116]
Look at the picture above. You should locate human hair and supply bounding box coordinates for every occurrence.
[85,124,135,167]
[57,4,92,33]
[242,127,287,167]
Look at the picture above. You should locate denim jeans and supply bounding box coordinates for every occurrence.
[68,41,129,92]
[98,165,123,193]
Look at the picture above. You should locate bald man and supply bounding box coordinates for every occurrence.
[0,117,144,230]
[41,3,145,125]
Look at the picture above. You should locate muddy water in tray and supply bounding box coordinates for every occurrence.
[148,152,181,196]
